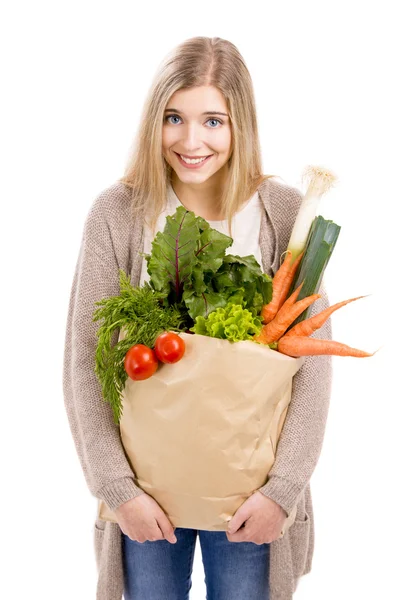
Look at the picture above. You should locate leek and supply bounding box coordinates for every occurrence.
[288,216,341,326]
[286,166,341,326]
[287,165,337,264]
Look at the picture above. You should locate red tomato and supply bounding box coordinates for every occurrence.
[154,332,186,364]
[124,344,158,381]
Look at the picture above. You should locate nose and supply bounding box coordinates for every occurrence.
[181,122,204,153]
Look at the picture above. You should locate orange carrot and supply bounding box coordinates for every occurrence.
[277,336,375,357]
[284,295,367,338]
[276,250,305,312]
[279,281,305,309]
[261,251,293,324]
[261,250,305,324]
[254,292,321,345]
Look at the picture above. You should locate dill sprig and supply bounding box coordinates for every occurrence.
[93,269,187,424]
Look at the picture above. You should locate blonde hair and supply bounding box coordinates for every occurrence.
[119,36,276,237]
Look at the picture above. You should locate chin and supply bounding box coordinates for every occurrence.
[179,170,219,185]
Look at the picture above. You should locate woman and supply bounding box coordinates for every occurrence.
[63,36,332,600]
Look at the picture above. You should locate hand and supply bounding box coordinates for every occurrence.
[115,492,177,544]
[226,491,287,544]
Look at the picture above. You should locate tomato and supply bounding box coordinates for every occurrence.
[124,344,158,381]
[154,332,186,364]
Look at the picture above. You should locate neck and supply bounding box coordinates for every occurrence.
[171,167,229,221]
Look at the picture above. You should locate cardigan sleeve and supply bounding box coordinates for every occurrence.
[257,185,333,517]
[62,196,145,512]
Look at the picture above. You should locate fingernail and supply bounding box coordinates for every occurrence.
[172,536,177,543]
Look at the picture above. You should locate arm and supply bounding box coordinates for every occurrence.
[62,190,145,511]
[257,185,333,517]
[257,286,332,516]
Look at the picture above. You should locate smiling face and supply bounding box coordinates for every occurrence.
[162,86,232,188]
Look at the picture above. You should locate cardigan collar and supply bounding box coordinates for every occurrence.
[257,177,280,276]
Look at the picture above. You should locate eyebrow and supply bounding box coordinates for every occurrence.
[165,108,229,117]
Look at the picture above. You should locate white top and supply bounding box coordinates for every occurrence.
[139,183,264,287]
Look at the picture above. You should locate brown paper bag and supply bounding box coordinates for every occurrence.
[98,332,304,534]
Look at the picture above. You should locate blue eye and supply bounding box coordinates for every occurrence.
[165,115,181,125]
[207,118,222,128]
[164,115,179,123]
[164,114,223,128]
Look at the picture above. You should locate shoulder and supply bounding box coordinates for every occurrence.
[258,176,303,217]
[81,181,137,267]
[87,181,133,223]
[83,181,134,239]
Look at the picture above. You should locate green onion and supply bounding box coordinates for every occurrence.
[287,165,337,265]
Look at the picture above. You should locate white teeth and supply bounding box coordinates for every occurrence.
[179,154,209,164]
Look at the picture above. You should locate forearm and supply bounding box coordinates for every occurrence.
[63,226,145,511]
[257,283,333,516]
[64,339,145,510]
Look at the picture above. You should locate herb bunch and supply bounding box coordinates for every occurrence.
[93,269,186,424]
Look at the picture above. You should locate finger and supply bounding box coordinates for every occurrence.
[226,528,248,543]
[228,504,252,533]
[148,519,165,542]
[227,521,249,541]
[155,512,177,544]
[228,514,247,534]
[228,510,255,534]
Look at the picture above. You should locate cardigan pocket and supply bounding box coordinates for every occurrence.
[94,517,106,571]
[289,509,311,581]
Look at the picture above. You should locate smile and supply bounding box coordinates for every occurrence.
[174,152,214,169]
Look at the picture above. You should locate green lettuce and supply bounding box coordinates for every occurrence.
[190,302,262,342]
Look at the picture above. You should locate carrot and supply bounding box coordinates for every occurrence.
[276,250,305,311]
[277,335,375,357]
[279,281,305,309]
[261,250,305,324]
[261,251,293,324]
[284,295,367,338]
[254,292,321,345]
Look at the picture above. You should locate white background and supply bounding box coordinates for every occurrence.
[1,1,399,598]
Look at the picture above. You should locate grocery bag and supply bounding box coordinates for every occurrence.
[98,331,304,534]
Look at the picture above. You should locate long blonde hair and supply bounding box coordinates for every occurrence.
[119,36,276,236]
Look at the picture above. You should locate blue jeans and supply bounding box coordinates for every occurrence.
[122,528,270,599]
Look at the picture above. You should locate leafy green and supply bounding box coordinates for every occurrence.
[93,270,186,424]
[145,207,232,304]
[145,205,272,320]
[190,302,262,342]
[211,254,272,317]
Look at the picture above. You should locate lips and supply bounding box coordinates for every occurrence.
[174,152,214,170]
[174,152,213,159]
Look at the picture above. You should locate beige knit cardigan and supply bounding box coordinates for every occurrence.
[63,176,332,600]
